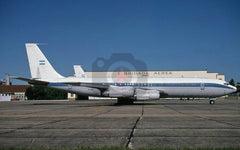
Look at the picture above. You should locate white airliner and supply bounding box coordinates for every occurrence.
[74,65,87,78]
[14,43,236,104]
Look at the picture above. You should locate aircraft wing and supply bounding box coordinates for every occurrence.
[64,82,110,89]
[12,76,167,96]
[12,76,109,89]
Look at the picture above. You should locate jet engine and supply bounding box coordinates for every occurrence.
[103,86,135,97]
[135,89,160,100]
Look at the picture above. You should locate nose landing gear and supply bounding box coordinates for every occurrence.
[209,99,215,105]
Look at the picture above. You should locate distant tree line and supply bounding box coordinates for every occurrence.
[25,85,67,100]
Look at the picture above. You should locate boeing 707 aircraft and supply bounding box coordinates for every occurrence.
[14,43,237,104]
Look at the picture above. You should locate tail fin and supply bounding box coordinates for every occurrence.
[25,43,64,79]
[74,65,87,78]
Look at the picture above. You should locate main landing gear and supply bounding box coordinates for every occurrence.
[117,98,134,105]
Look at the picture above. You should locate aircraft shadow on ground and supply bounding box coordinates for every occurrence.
[29,99,212,107]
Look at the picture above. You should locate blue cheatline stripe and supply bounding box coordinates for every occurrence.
[48,83,69,86]
[47,82,233,90]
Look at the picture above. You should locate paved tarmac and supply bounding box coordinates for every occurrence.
[0,99,239,149]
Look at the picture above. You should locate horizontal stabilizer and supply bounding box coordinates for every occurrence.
[74,65,87,78]
[11,76,49,85]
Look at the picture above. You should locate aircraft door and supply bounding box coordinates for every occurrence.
[201,82,205,90]
[200,82,205,96]
[68,84,72,89]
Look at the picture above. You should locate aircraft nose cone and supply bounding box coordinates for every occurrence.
[233,86,237,92]
[227,85,237,95]
[229,85,237,93]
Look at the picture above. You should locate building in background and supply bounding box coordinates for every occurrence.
[68,92,78,100]
[0,93,11,101]
[0,74,30,101]
[85,70,225,80]
[0,74,11,85]
[0,85,31,101]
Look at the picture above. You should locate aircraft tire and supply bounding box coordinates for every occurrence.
[209,100,215,105]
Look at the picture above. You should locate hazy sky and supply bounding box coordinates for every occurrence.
[0,0,239,84]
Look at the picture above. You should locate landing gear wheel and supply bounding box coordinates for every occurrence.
[209,100,215,105]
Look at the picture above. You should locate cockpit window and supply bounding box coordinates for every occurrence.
[224,82,229,85]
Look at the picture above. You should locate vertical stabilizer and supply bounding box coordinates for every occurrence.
[74,65,87,78]
[25,43,64,79]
